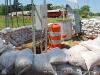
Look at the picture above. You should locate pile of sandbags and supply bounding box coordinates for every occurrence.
[0,26,44,46]
[81,18,100,38]
[67,35,100,75]
[1,35,100,75]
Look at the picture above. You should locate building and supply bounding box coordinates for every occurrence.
[9,11,31,17]
[47,9,67,18]
[8,9,67,18]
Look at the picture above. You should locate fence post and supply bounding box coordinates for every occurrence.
[31,0,36,54]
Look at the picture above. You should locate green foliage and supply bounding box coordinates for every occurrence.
[12,0,21,11]
[80,5,90,16]
[47,4,53,10]
[73,9,80,13]
[24,4,32,11]
[0,15,69,30]
[94,13,100,16]
[0,4,5,15]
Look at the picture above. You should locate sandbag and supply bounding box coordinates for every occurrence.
[15,48,34,75]
[32,53,57,75]
[0,50,20,74]
[81,51,100,70]
[93,35,100,45]
[80,40,100,54]
[56,64,82,75]
[63,49,87,70]
[90,66,100,75]
[46,47,70,64]
[0,45,14,55]
[0,38,5,47]
[68,45,89,54]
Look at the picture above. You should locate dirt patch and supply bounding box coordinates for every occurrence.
[15,36,89,53]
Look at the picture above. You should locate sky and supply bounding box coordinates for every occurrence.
[0,0,99,13]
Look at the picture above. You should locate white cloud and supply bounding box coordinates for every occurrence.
[68,0,78,5]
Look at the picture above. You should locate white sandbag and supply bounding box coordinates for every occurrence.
[0,45,14,55]
[90,66,100,75]
[0,50,19,73]
[46,47,70,64]
[63,50,87,70]
[32,53,57,75]
[0,38,4,47]
[7,42,15,49]
[93,36,100,45]
[81,51,100,70]
[80,40,100,54]
[15,48,34,75]
[68,45,89,54]
[56,64,82,75]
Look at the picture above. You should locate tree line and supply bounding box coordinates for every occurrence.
[0,0,100,16]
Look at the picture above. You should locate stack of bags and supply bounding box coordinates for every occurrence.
[0,26,44,46]
[81,18,100,38]
[1,35,100,75]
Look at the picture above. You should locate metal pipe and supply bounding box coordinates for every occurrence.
[44,0,48,52]
[21,4,25,26]
[31,0,36,54]
[44,0,46,5]
[7,0,9,27]
[40,30,43,53]
[9,0,13,28]
[15,0,19,27]
[5,0,7,27]
[62,5,64,21]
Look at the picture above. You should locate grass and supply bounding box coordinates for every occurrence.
[0,15,70,30]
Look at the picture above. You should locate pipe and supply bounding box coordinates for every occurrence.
[44,0,48,52]
[5,0,7,28]
[15,0,19,27]
[7,0,9,27]
[31,0,36,54]
[9,0,14,28]
[21,4,25,26]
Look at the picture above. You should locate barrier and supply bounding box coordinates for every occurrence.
[49,24,62,49]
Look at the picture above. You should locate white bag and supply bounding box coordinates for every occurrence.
[32,53,57,75]
[0,50,19,69]
[56,64,82,75]
[15,48,34,75]
[80,40,100,54]
[81,51,100,70]
[68,45,89,54]
[63,50,87,70]
[46,47,70,64]
[0,45,14,55]
[90,66,100,75]
[93,36,100,45]
[0,38,5,47]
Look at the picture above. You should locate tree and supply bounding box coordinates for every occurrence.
[80,5,90,16]
[73,9,80,13]
[24,4,32,11]
[0,4,5,15]
[47,4,53,10]
[95,13,100,16]
[12,0,21,11]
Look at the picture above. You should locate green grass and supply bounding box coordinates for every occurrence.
[0,15,70,30]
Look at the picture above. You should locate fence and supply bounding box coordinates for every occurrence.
[3,0,48,54]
